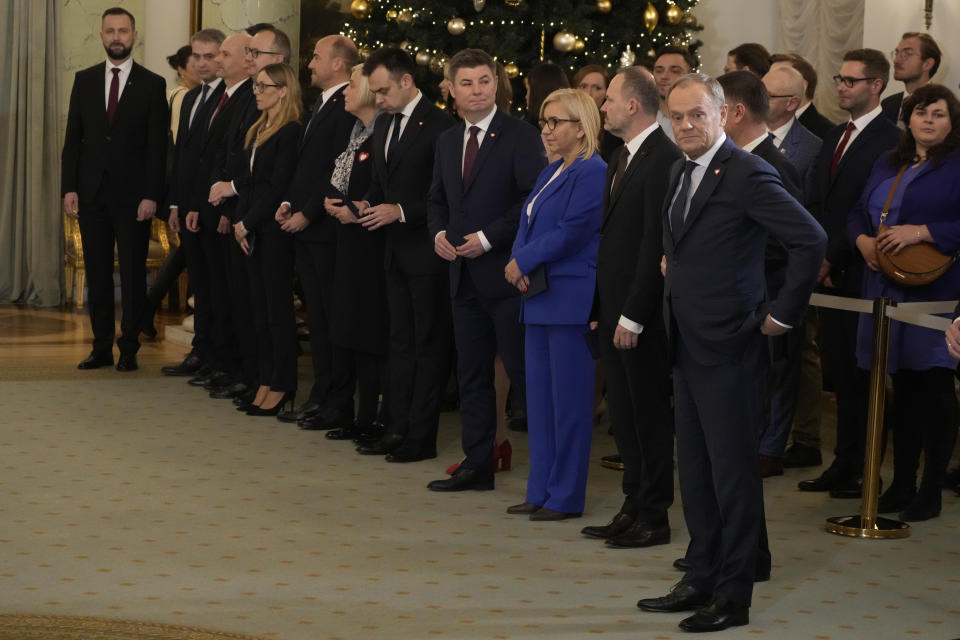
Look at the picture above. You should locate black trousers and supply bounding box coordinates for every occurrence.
[77,197,151,356]
[385,266,452,447]
[451,269,524,470]
[225,235,258,387]
[200,226,239,373]
[245,231,297,392]
[336,349,384,426]
[296,239,354,413]
[178,230,210,360]
[598,320,674,524]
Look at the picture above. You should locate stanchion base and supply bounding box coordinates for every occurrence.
[825,515,910,539]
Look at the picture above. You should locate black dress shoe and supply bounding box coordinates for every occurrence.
[600,454,625,470]
[427,467,494,492]
[759,455,784,478]
[386,444,437,463]
[678,596,749,632]
[77,352,113,370]
[116,354,138,372]
[506,502,541,514]
[300,407,351,431]
[797,463,845,492]
[352,424,385,444]
[202,372,233,390]
[277,401,323,424]
[325,424,362,440]
[581,512,635,539]
[637,583,710,613]
[783,442,822,468]
[829,476,864,499]
[233,390,256,406]
[877,484,917,513]
[529,507,581,521]
[356,433,405,456]
[187,370,222,387]
[899,494,942,522]
[606,521,670,548]
[210,382,250,399]
[161,354,203,376]
[673,557,690,571]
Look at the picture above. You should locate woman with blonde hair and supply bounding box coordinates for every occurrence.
[233,62,303,416]
[504,88,606,520]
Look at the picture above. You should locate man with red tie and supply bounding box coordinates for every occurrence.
[62,7,167,372]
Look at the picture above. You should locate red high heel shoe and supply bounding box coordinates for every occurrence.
[494,440,512,471]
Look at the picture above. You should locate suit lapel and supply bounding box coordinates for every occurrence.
[463,109,503,192]
[387,98,430,172]
[833,116,881,180]
[662,159,682,252]
[526,161,573,232]
[302,86,345,149]
[673,139,733,245]
[109,63,141,128]
[372,110,391,178]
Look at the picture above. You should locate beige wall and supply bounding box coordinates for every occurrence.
[200,0,300,68]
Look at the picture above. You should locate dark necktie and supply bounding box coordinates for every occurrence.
[612,145,629,191]
[462,125,480,183]
[209,90,229,125]
[304,96,324,137]
[106,68,120,126]
[669,160,698,235]
[189,83,210,130]
[387,112,404,160]
[830,122,856,179]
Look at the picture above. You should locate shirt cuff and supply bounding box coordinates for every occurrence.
[618,316,644,334]
[435,231,445,243]
[952,316,960,326]
[169,205,178,210]
[280,201,291,210]
[397,204,405,223]
[230,181,238,196]
[770,316,792,329]
[477,231,492,252]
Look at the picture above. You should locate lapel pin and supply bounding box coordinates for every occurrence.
[359,152,370,162]
[490,132,496,137]
[780,148,787,154]
[714,168,721,175]
[418,121,423,126]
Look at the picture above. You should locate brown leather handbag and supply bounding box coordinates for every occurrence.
[874,165,957,286]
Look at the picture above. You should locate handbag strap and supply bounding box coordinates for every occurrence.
[878,164,909,226]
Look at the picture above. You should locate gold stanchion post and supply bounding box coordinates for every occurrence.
[826,297,910,539]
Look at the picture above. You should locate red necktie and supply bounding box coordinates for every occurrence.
[106,68,120,126]
[209,91,229,124]
[462,126,480,184]
[830,122,856,179]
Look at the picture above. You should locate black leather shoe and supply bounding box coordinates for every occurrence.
[233,390,256,406]
[78,352,113,370]
[277,401,323,424]
[325,424,362,440]
[797,463,845,492]
[300,407,351,431]
[356,433,404,456]
[637,583,710,613]
[678,596,749,632]
[386,444,437,463]
[600,454,625,470]
[529,507,581,521]
[210,382,250,399]
[877,484,916,513]
[899,494,942,522]
[427,467,494,492]
[829,476,864,499]
[506,502,541,514]
[352,424,385,444]
[581,512,635,539]
[161,354,203,376]
[116,354,138,372]
[783,442,822,468]
[606,522,670,548]
[673,557,690,571]
[187,370,223,387]
[202,372,233,390]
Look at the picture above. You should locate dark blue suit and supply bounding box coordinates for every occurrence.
[511,154,606,513]
[427,109,545,470]
[778,118,822,205]
[664,137,825,606]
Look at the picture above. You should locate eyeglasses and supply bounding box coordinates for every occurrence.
[891,48,918,60]
[767,94,795,99]
[832,75,877,88]
[538,117,579,131]
[253,81,281,93]
[244,46,283,59]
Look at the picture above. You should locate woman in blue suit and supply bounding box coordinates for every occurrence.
[504,89,606,520]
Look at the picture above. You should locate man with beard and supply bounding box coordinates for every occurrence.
[62,6,167,372]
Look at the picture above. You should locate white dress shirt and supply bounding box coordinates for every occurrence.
[741,131,770,154]
[383,91,424,223]
[835,104,883,161]
[188,77,222,129]
[104,57,133,106]
[769,117,795,149]
[656,108,676,143]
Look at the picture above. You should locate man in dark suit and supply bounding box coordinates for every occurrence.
[162,28,226,377]
[423,48,544,490]
[354,48,455,464]
[578,66,678,546]
[798,49,900,499]
[762,65,822,202]
[770,54,835,139]
[61,7,167,372]
[273,35,359,429]
[636,74,825,632]
[882,32,941,126]
[652,46,695,142]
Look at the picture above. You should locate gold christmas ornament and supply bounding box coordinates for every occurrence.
[397,8,414,24]
[504,62,519,78]
[415,50,432,66]
[385,9,398,20]
[643,2,658,33]
[574,38,586,53]
[473,0,486,10]
[504,0,523,6]
[666,3,683,24]
[683,11,699,27]
[349,0,372,19]
[447,17,467,35]
[553,30,576,53]
[400,40,411,51]
[596,0,612,13]
[429,55,445,75]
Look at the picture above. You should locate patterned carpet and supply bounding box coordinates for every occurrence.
[0,614,264,639]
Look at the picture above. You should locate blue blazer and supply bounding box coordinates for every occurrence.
[427,109,546,299]
[511,154,606,325]
[779,118,822,205]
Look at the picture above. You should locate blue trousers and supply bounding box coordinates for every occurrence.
[524,323,594,513]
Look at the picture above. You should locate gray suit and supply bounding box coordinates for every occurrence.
[778,118,822,205]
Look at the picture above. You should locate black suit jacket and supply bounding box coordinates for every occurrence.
[168,81,225,212]
[366,96,456,275]
[594,126,681,332]
[663,138,826,366]
[218,83,260,204]
[881,91,904,125]
[797,102,835,140]
[427,108,545,298]
[236,121,302,234]
[62,61,167,205]
[285,86,357,243]
[809,114,900,292]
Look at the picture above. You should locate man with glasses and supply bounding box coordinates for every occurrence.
[882,33,941,127]
[762,65,822,203]
[798,49,899,500]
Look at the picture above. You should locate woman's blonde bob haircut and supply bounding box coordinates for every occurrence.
[538,88,601,160]
[349,63,376,110]
[245,63,302,149]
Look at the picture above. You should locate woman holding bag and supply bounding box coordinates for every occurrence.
[849,83,960,521]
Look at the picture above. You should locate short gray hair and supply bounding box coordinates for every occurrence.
[668,73,725,110]
[192,28,226,46]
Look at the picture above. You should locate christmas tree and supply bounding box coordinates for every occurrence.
[339,0,704,112]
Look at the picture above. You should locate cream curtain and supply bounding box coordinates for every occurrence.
[778,0,864,124]
[0,0,62,306]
